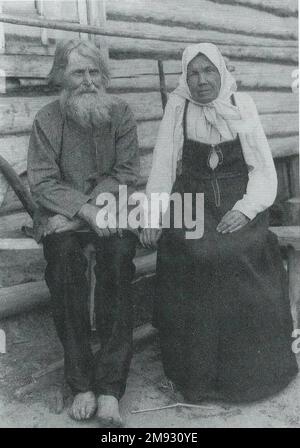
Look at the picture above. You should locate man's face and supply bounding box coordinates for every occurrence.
[60,49,111,129]
[62,50,103,94]
[187,54,221,104]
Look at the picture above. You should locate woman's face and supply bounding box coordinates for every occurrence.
[187,54,221,103]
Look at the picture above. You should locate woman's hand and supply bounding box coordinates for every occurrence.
[217,210,249,234]
[139,228,162,249]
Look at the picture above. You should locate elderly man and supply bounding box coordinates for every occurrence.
[27,39,140,426]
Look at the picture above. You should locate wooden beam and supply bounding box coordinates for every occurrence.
[0,4,297,44]
[271,226,300,250]
[211,0,298,18]
[0,1,5,55]
[0,247,156,318]
[0,91,297,136]
[87,0,109,63]
[1,55,296,92]
[77,0,89,41]
[36,0,49,46]
[106,0,297,40]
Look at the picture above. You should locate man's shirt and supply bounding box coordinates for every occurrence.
[27,96,140,219]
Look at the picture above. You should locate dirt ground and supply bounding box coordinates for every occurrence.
[0,307,300,428]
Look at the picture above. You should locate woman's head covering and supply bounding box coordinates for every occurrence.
[173,43,242,141]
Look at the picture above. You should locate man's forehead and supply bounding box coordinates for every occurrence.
[67,50,98,69]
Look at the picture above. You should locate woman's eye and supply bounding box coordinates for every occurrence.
[90,70,100,76]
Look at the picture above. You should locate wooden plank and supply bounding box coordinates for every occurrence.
[36,0,49,46]
[77,0,89,41]
[0,248,157,318]
[106,0,298,40]
[1,55,296,92]
[87,0,109,63]
[4,29,297,61]
[0,1,5,54]
[105,20,298,49]
[212,0,298,17]
[105,21,298,64]
[1,1,37,15]
[0,114,298,166]
[270,226,300,250]
[274,159,291,202]
[0,91,298,135]
[108,36,298,64]
[138,115,299,148]
[0,211,31,237]
[1,4,297,45]
[270,136,299,158]
[288,156,300,197]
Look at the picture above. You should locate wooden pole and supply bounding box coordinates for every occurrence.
[36,0,49,46]
[0,13,240,46]
[158,60,168,111]
[0,1,4,54]
[0,154,37,218]
[87,0,109,63]
[77,0,89,41]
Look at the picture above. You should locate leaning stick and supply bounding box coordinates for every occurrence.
[132,402,217,414]
[0,154,37,218]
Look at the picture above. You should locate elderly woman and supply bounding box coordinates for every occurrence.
[140,43,298,403]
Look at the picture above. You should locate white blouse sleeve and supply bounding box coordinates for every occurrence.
[232,94,278,220]
[146,96,182,197]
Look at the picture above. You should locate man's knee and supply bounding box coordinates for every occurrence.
[43,232,87,269]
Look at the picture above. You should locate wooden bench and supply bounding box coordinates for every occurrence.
[0,224,299,329]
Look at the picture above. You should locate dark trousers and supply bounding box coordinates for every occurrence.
[43,230,137,400]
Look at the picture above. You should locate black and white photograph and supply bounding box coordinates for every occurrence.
[0,0,299,430]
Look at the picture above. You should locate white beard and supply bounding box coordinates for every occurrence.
[60,86,112,130]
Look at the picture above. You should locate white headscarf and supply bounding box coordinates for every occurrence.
[173,43,242,142]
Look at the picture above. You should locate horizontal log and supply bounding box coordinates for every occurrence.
[0,113,298,170]
[4,15,298,53]
[5,30,297,64]
[0,247,157,318]
[105,20,298,49]
[0,91,298,135]
[0,52,298,80]
[2,57,296,93]
[212,0,298,18]
[106,0,297,40]
[137,113,299,148]
[1,1,297,46]
[269,136,299,158]
[270,226,300,250]
[0,280,49,318]
[108,36,298,64]
[0,211,31,237]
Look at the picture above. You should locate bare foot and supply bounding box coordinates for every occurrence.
[96,395,123,427]
[69,391,97,421]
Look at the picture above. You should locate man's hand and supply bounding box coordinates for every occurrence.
[43,214,84,236]
[139,228,162,249]
[216,210,249,234]
[78,203,117,238]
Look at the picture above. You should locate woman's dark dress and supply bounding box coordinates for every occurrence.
[154,100,298,403]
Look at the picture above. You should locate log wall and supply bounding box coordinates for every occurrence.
[0,0,298,237]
